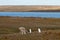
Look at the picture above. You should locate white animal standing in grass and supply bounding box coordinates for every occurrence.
[38,28,41,33]
[29,29,32,33]
[19,27,27,35]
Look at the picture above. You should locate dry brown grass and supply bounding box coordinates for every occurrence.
[0,31,60,40]
[0,16,60,40]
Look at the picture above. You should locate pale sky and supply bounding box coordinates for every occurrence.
[0,0,60,5]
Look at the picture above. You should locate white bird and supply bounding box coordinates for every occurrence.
[19,27,27,35]
[38,28,41,33]
[29,29,32,33]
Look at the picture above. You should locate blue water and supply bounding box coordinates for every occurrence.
[0,12,60,18]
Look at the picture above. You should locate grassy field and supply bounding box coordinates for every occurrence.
[0,16,60,40]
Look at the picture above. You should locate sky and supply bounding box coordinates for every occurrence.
[0,0,60,5]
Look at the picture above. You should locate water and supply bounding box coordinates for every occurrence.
[0,12,60,18]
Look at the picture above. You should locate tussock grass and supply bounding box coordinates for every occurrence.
[0,16,60,40]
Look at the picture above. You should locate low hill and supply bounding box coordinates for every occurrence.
[0,6,60,12]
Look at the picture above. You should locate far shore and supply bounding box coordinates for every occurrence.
[0,6,60,12]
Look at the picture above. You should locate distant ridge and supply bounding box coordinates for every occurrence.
[0,6,60,12]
